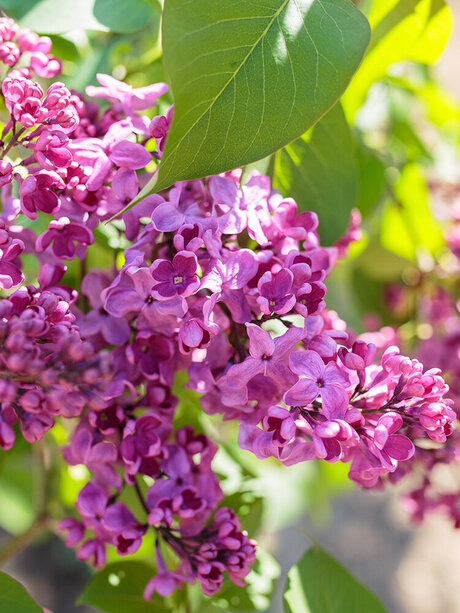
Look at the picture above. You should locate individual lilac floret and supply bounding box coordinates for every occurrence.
[0,222,24,289]
[372,412,415,467]
[224,324,305,391]
[0,161,13,187]
[284,350,350,419]
[257,268,295,315]
[86,73,168,115]
[262,405,297,446]
[36,217,94,260]
[32,130,72,170]
[149,105,174,156]
[419,402,456,442]
[273,199,318,241]
[151,251,200,299]
[19,170,63,219]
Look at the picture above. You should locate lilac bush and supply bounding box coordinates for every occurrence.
[0,10,458,611]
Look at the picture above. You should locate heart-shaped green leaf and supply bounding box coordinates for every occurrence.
[153,0,370,192]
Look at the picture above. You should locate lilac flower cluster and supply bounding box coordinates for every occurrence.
[0,272,109,449]
[0,14,457,603]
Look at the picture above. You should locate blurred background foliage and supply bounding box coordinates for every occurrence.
[0,0,459,612]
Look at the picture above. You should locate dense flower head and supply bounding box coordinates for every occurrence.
[0,13,458,605]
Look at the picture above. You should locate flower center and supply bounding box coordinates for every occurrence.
[173,275,183,285]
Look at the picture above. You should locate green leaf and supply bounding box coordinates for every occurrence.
[92,0,158,33]
[354,144,386,217]
[153,0,370,192]
[79,561,170,613]
[20,0,157,33]
[0,572,42,613]
[283,545,388,613]
[274,103,358,245]
[0,0,37,20]
[343,0,453,118]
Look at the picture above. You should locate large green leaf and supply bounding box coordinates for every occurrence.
[283,545,388,613]
[151,0,370,192]
[274,103,358,245]
[344,0,452,118]
[19,0,157,33]
[78,561,171,613]
[0,572,42,613]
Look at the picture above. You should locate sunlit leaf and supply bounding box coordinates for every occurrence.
[283,545,388,613]
[274,103,358,245]
[151,0,370,192]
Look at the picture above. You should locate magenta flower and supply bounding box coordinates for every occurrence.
[2,72,47,126]
[225,324,305,391]
[150,105,174,155]
[372,412,415,469]
[312,419,355,462]
[419,402,456,442]
[103,264,187,330]
[0,225,24,289]
[257,268,295,315]
[261,405,296,446]
[33,129,72,170]
[339,340,376,370]
[19,170,63,219]
[284,350,350,419]
[273,198,318,240]
[0,42,20,66]
[36,217,94,260]
[151,251,200,299]
[86,73,168,113]
[64,426,121,489]
[0,160,13,187]
[79,271,131,346]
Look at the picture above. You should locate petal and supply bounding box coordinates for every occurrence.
[385,434,415,461]
[77,482,107,517]
[246,323,274,359]
[88,441,117,465]
[226,357,263,387]
[320,385,349,420]
[323,361,350,386]
[289,350,324,378]
[110,141,151,169]
[151,203,183,232]
[377,411,403,435]
[224,250,258,289]
[283,378,319,407]
[101,316,131,345]
[238,424,276,460]
[273,325,305,358]
[103,503,135,532]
